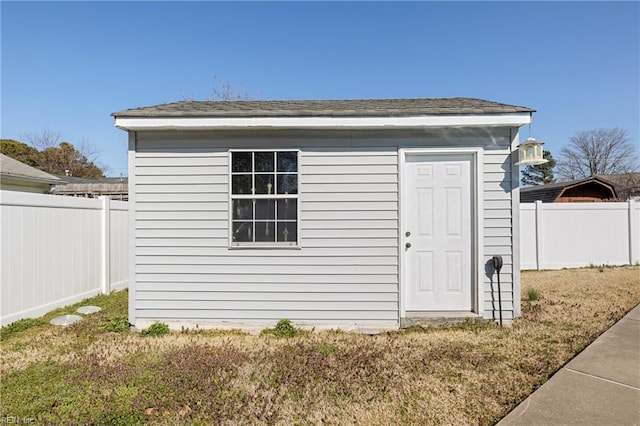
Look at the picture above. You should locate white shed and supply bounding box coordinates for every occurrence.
[113,98,533,332]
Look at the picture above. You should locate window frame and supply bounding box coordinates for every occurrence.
[228,149,301,249]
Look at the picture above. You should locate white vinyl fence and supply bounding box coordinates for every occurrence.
[0,191,128,325]
[520,200,640,270]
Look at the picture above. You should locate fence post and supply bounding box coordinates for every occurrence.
[100,196,111,294]
[535,200,544,270]
[630,200,638,265]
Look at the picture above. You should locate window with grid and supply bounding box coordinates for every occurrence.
[230,151,299,246]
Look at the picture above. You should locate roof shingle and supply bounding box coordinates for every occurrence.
[112,98,534,118]
[0,154,61,184]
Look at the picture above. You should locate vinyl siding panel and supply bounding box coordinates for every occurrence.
[303,211,398,220]
[131,130,517,328]
[137,310,397,321]
[137,255,397,265]
[137,274,397,284]
[136,229,228,239]
[136,156,228,167]
[302,174,397,184]
[305,184,394,200]
[136,174,228,185]
[137,283,399,292]
[136,211,227,220]
[132,136,399,328]
[137,300,396,311]
[139,292,396,302]
[136,166,224,176]
[137,184,226,193]
[136,193,228,203]
[302,219,397,229]
[304,229,398,238]
[135,264,397,275]
[136,246,398,257]
[482,150,515,320]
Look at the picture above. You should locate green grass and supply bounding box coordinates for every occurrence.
[1,290,129,342]
[0,317,47,341]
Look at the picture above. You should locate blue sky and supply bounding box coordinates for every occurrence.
[2,1,638,177]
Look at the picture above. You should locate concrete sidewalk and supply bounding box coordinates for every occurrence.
[499,304,640,426]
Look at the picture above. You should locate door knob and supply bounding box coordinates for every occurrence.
[405,242,412,248]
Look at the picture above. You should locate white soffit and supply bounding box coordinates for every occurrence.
[115,113,532,131]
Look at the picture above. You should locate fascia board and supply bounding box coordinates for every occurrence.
[114,113,532,131]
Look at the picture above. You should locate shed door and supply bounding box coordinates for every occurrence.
[403,154,473,311]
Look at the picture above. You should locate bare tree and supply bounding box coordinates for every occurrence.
[23,129,62,151]
[77,138,110,176]
[604,172,640,200]
[557,128,639,180]
[181,75,254,101]
[180,88,197,101]
[210,75,251,101]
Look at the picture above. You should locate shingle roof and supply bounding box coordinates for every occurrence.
[52,175,127,184]
[0,154,61,184]
[112,98,534,118]
[520,176,618,203]
[520,183,566,203]
[52,176,128,197]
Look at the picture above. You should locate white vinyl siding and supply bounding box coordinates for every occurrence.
[482,150,516,320]
[131,130,517,329]
[133,135,399,328]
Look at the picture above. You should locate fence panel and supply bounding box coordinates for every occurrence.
[519,204,538,270]
[0,191,128,325]
[520,200,639,270]
[110,201,129,291]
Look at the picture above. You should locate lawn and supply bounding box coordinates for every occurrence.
[1,266,639,425]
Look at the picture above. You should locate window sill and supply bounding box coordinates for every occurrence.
[228,244,301,250]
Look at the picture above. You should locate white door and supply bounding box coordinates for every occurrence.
[403,154,473,311]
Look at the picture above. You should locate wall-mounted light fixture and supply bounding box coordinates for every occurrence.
[516,137,548,166]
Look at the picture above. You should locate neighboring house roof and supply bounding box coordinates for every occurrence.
[0,154,61,185]
[520,176,618,203]
[52,175,128,199]
[52,175,128,185]
[112,98,535,118]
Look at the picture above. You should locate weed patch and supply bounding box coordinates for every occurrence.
[105,315,130,333]
[527,287,541,301]
[141,322,170,337]
[261,318,308,338]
